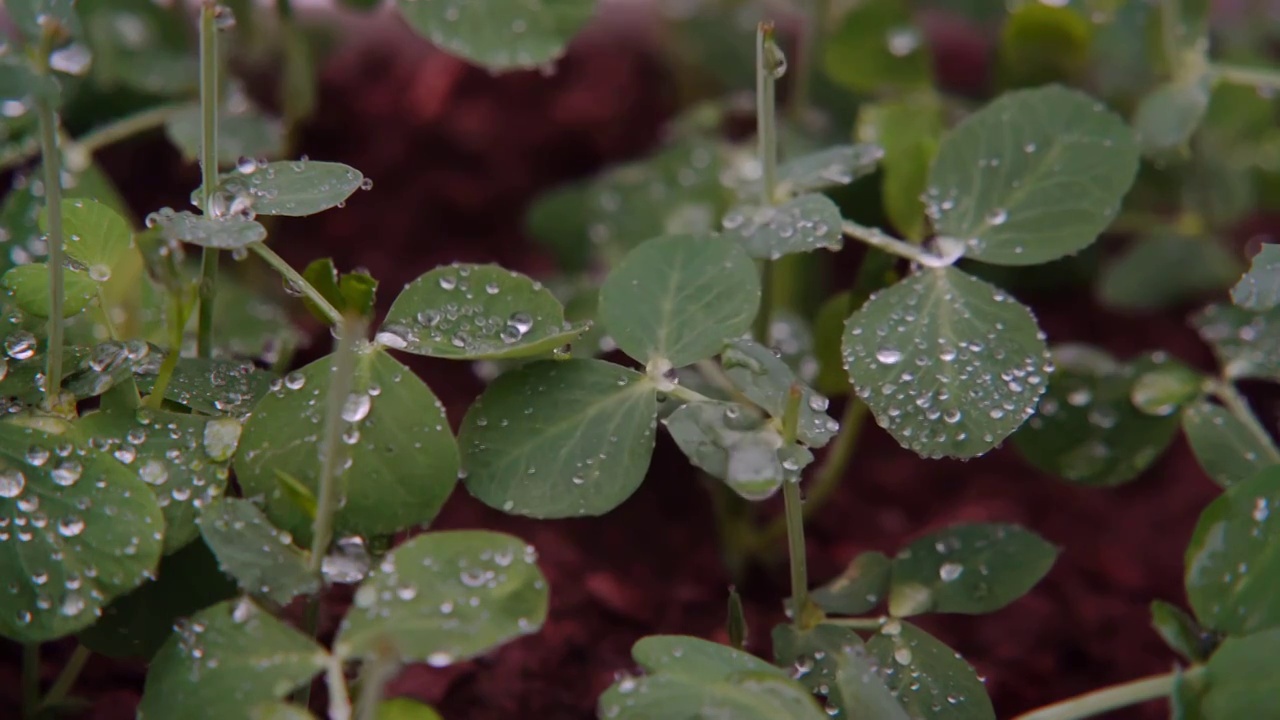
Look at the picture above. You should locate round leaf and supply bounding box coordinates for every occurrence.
[1233,244,1280,312]
[926,85,1139,266]
[138,598,329,720]
[165,106,284,166]
[394,0,596,71]
[723,194,844,260]
[236,347,459,540]
[842,267,1051,459]
[147,209,267,249]
[0,420,164,642]
[1202,628,1280,720]
[198,498,319,605]
[2,263,98,317]
[1097,234,1242,311]
[460,359,657,518]
[887,523,1058,617]
[599,672,827,720]
[823,0,931,94]
[133,356,276,416]
[632,635,786,682]
[378,263,587,360]
[865,621,995,720]
[600,234,760,367]
[1185,467,1280,635]
[811,550,893,616]
[197,161,364,217]
[334,530,548,663]
[41,198,134,271]
[1183,400,1280,489]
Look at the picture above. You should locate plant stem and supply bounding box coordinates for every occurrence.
[354,647,398,720]
[22,644,40,719]
[780,385,810,626]
[825,616,885,630]
[39,645,91,711]
[842,220,956,267]
[1209,379,1280,462]
[1213,62,1280,91]
[325,658,353,720]
[1013,669,1201,720]
[0,104,183,174]
[251,243,344,326]
[1159,0,1184,73]
[196,0,221,359]
[33,27,66,410]
[790,0,832,124]
[309,314,364,572]
[754,21,782,344]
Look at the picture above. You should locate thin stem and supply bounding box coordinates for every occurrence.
[308,314,365,573]
[825,616,885,630]
[790,0,832,124]
[1013,669,1201,720]
[251,243,344,326]
[145,292,187,410]
[780,386,809,626]
[754,259,774,343]
[22,644,40,720]
[754,22,782,344]
[1159,0,1183,73]
[842,220,955,267]
[354,647,399,720]
[196,1,221,359]
[325,658,354,720]
[1208,380,1280,462]
[34,27,66,410]
[1213,62,1280,91]
[39,645,91,711]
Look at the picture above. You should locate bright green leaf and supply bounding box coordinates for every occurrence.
[147,209,266,249]
[997,2,1093,87]
[1202,627,1280,720]
[824,0,931,93]
[3,263,98,317]
[165,106,284,167]
[378,263,588,360]
[928,85,1139,266]
[197,498,318,605]
[663,401,811,501]
[197,161,364,217]
[723,194,843,260]
[865,621,995,720]
[460,359,657,518]
[1098,235,1241,311]
[843,267,1051,459]
[377,698,443,720]
[1151,600,1219,663]
[812,550,893,616]
[600,234,760,368]
[1232,244,1280,311]
[858,98,943,241]
[339,271,377,318]
[335,530,548,662]
[722,338,837,447]
[394,0,596,71]
[42,198,134,270]
[1182,400,1280,488]
[1192,303,1280,381]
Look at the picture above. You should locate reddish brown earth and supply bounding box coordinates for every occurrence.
[0,10,1251,720]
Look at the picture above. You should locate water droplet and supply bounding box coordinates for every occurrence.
[5,332,37,360]
[341,393,372,422]
[985,208,1008,226]
[49,43,93,76]
[876,347,903,365]
[0,469,26,498]
[939,562,964,582]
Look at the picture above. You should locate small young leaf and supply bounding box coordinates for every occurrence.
[927,85,1139,266]
[2,263,98,317]
[394,0,596,71]
[634,635,786,682]
[133,357,275,416]
[1185,467,1280,635]
[1182,400,1280,488]
[1151,600,1219,663]
[1130,363,1205,417]
[138,599,329,720]
[334,530,548,663]
[824,0,931,93]
[812,550,893,616]
[1133,75,1213,158]
[197,498,318,605]
[197,161,364,217]
[723,194,843,260]
[147,209,267,249]
[0,422,164,643]
[339,271,377,317]
[600,234,760,368]
[831,642,912,720]
[165,106,284,166]
[378,263,587,360]
[774,144,883,195]
[376,698,444,720]
[842,267,1051,459]
[460,359,657,518]
[727,589,747,650]
[1232,244,1280,311]
[722,338,837,447]
[1192,303,1280,381]
[887,523,1058,617]
[865,621,995,720]
[1098,234,1242,311]
[236,348,459,540]
[1201,627,1280,720]
[663,401,811,501]
[301,257,345,321]
[41,198,134,270]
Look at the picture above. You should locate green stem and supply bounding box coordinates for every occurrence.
[33,28,65,410]
[842,220,956,267]
[39,645,91,711]
[251,243,344,326]
[145,291,187,410]
[22,644,40,720]
[825,616,885,630]
[354,648,398,720]
[755,259,774,343]
[1213,62,1280,91]
[754,22,782,344]
[1013,669,1201,720]
[0,104,183,174]
[1209,380,1280,462]
[325,658,354,720]
[780,385,809,625]
[308,314,365,573]
[196,1,221,359]
[1159,0,1184,72]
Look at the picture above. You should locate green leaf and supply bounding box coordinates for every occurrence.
[664,401,811,501]
[250,703,316,720]
[339,271,378,318]
[600,234,760,367]
[138,598,329,720]
[2,263,98,317]
[865,621,995,720]
[1133,74,1213,158]
[301,257,346,323]
[1097,235,1241,311]
[147,209,267,249]
[82,0,196,96]
[842,267,1050,459]
[598,672,827,720]
[634,635,785,682]
[857,97,942,241]
[209,273,305,364]
[831,642,912,720]
[824,0,931,93]
[198,160,365,217]
[76,406,239,554]
[7,0,80,43]
[775,144,883,195]
[1182,400,1280,488]
[460,359,657,518]
[721,338,837,447]
[42,198,134,270]
[378,263,587,360]
[812,550,893,616]
[1185,467,1280,635]
[165,105,285,167]
[773,623,909,720]
[197,498,318,604]
[236,348,459,540]
[814,291,854,396]
[394,0,597,71]
[1151,600,1219,663]
[887,523,1057,617]
[134,357,276,416]
[727,589,747,650]
[927,85,1139,266]
[377,698,444,720]
[0,420,164,642]
[78,538,237,660]
[1192,303,1280,381]
[723,194,843,260]
[281,23,318,127]
[1202,627,1280,720]
[334,530,548,662]
[1013,348,1183,486]
[525,181,590,273]
[1130,362,1205,417]
[997,3,1093,87]
[1232,244,1280,311]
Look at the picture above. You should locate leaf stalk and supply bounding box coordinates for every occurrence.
[1013,668,1202,720]
[197,0,221,359]
[33,23,66,410]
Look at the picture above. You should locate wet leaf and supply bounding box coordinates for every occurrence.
[775,144,883,195]
[1133,74,1213,158]
[394,0,596,71]
[865,621,995,720]
[888,523,1057,617]
[42,198,134,271]
[335,530,548,663]
[824,0,931,93]
[0,421,164,643]
[663,400,811,502]
[1151,600,1219,663]
[1232,244,1280,311]
[197,498,317,605]
[379,263,587,360]
[812,550,893,616]
[165,106,285,167]
[842,267,1051,459]
[638,634,787,681]
[1185,467,1280,635]
[927,85,1139,266]
[723,194,843,260]
[773,622,909,720]
[1192,303,1280,382]
[197,160,364,217]
[376,698,443,720]
[236,347,459,540]
[1182,400,1280,489]
[1013,348,1183,487]
[721,337,837,447]
[598,671,827,720]
[133,357,275,416]
[600,234,760,368]
[460,359,657,518]
[147,209,267,249]
[1202,627,1280,720]
[138,598,329,720]
[3,263,98,317]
